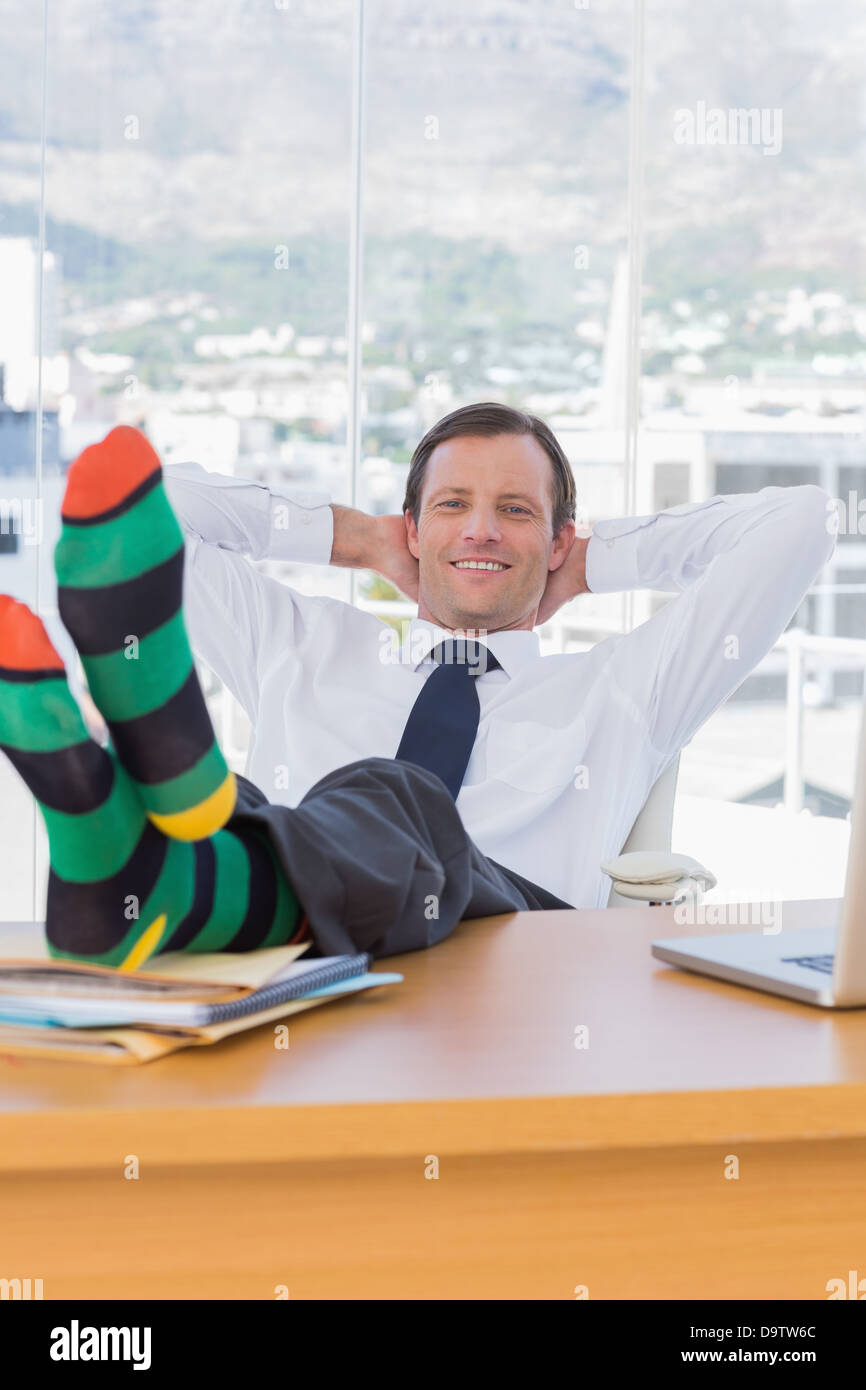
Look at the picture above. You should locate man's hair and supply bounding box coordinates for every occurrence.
[402,402,577,535]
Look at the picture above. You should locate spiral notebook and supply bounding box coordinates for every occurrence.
[0,924,403,1066]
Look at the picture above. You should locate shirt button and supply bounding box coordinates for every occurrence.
[607,539,614,549]
[301,514,312,525]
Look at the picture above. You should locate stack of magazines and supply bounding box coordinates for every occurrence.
[0,927,402,1065]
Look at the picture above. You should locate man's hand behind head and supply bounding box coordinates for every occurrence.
[371,513,420,603]
[329,505,419,603]
[535,531,590,627]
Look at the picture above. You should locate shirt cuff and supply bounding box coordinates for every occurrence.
[267,489,334,564]
[584,522,642,594]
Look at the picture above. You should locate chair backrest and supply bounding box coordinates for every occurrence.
[606,752,680,906]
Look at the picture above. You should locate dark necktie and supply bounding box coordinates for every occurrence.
[395,638,502,799]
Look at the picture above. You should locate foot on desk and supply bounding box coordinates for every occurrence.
[0,596,303,968]
[54,425,236,841]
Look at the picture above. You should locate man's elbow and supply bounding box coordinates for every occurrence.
[791,483,839,568]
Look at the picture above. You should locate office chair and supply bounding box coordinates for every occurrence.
[606,752,682,907]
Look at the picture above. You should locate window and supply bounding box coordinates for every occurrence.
[1,0,861,918]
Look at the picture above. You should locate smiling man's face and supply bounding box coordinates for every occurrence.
[404,432,574,633]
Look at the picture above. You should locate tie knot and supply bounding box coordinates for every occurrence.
[430,638,500,677]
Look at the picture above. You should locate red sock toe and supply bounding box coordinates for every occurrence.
[61,426,162,524]
[0,600,65,674]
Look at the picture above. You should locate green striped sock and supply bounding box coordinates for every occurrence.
[0,596,303,969]
[54,424,236,842]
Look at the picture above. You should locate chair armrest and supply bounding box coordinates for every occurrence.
[602,850,717,907]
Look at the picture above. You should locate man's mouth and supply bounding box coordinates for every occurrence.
[450,559,511,573]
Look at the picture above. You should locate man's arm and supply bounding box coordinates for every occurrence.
[164,463,418,595]
[582,485,838,759]
[163,460,334,563]
[162,463,418,717]
[162,462,337,720]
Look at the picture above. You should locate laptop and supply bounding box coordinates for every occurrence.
[651,683,866,1009]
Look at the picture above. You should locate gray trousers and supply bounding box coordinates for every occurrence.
[226,756,572,959]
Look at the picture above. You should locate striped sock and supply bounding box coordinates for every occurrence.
[54,424,236,841]
[0,596,305,969]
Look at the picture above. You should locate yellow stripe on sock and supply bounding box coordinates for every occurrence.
[118,912,168,973]
[147,771,237,841]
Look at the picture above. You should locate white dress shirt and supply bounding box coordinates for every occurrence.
[163,463,838,909]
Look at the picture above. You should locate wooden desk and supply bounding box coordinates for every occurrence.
[0,898,863,1300]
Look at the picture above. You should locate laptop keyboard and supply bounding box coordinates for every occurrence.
[780,953,835,975]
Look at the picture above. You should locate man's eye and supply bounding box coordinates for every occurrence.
[505,506,528,515]
[441,499,464,508]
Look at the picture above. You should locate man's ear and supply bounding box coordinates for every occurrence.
[548,518,575,573]
[405,509,420,560]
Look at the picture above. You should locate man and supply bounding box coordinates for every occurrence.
[162,398,837,940]
[0,404,838,965]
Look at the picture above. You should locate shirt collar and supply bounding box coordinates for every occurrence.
[398,617,541,677]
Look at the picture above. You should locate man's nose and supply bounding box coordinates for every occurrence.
[460,507,503,543]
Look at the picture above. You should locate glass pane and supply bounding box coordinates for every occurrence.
[363,0,632,650]
[0,0,45,922]
[642,0,866,901]
[39,0,353,816]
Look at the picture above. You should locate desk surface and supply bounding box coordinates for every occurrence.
[0,897,862,1171]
